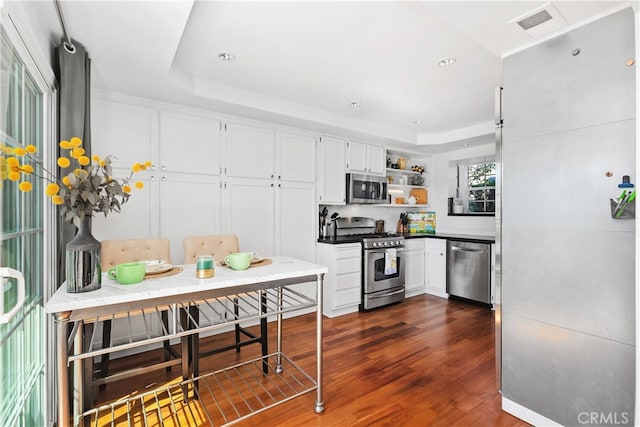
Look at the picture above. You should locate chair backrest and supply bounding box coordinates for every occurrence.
[101,238,171,270]
[183,235,239,265]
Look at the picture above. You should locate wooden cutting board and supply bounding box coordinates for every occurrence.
[410,188,428,205]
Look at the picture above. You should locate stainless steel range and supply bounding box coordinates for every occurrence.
[334,217,406,311]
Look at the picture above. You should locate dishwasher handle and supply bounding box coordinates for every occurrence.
[450,246,484,253]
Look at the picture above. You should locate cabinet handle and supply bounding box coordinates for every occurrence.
[150,165,156,171]
[270,183,274,187]
[161,176,167,182]
[150,175,155,181]
[270,174,274,179]
[278,184,281,188]
[161,166,167,171]
[278,175,281,179]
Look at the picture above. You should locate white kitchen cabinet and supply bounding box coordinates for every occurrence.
[224,177,275,256]
[425,238,448,299]
[224,122,276,179]
[158,173,222,264]
[223,177,316,266]
[318,136,346,205]
[276,132,317,183]
[404,239,426,297]
[91,99,156,169]
[92,170,156,242]
[317,243,362,317]
[159,111,221,175]
[346,140,385,175]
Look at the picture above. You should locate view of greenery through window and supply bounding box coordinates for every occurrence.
[467,162,496,213]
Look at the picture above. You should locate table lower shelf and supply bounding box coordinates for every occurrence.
[78,352,316,426]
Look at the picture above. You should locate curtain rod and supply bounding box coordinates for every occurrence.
[54,0,76,53]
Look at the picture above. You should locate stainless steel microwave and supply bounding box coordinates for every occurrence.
[346,173,389,204]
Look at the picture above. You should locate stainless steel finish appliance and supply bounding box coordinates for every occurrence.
[333,217,406,311]
[346,173,389,204]
[446,240,491,305]
[361,235,405,310]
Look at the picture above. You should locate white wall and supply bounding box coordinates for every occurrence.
[430,140,495,235]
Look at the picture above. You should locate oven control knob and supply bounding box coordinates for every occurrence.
[396,240,402,245]
[383,241,389,247]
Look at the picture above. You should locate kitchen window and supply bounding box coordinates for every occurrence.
[467,162,496,213]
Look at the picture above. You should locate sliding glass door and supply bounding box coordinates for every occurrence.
[0,30,47,426]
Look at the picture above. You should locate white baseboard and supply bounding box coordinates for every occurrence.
[502,396,561,426]
[424,288,449,299]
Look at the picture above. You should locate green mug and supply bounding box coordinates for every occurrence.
[224,252,252,270]
[107,262,145,284]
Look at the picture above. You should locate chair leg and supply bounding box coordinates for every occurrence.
[234,297,241,352]
[99,319,112,390]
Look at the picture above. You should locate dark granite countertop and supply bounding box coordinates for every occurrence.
[402,233,495,244]
[317,233,495,245]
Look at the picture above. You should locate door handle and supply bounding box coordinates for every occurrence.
[369,289,404,299]
[0,268,25,324]
[450,247,482,253]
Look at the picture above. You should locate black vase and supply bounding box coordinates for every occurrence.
[65,216,101,293]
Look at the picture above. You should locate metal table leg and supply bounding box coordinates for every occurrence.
[55,312,71,427]
[315,273,325,414]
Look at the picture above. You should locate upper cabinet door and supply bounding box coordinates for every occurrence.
[346,140,367,173]
[92,99,155,169]
[225,123,276,179]
[160,112,221,175]
[318,136,346,205]
[367,144,386,175]
[276,132,317,183]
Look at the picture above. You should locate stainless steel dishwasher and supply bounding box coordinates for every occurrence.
[446,240,491,305]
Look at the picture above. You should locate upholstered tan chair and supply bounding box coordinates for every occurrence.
[99,238,173,381]
[183,234,239,264]
[101,238,171,269]
[183,234,268,374]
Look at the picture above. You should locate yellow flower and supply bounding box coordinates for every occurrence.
[135,181,144,189]
[18,181,32,192]
[131,163,142,173]
[59,140,73,149]
[51,195,64,205]
[74,168,88,179]
[99,160,106,167]
[57,157,71,168]
[70,137,82,148]
[25,144,37,154]
[122,184,131,193]
[8,171,20,181]
[45,183,60,196]
[21,164,34,174]
[7,157,18,167]
[70,147,85,159]
[144,161,152,167]
[92,155,101,162]
[62,176,72,188]
[14,147,25,156]
[78,156,90,166]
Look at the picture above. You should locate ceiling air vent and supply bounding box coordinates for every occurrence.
[509,3,568,38]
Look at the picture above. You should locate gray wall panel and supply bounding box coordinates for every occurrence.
[501,7,636,424]
[503,312,635,426]
[503,9,635,141]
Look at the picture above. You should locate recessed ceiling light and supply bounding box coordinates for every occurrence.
[349,101,361,108]
[218,53,236,61]
[438,57,456,67]
[411,120,423,126]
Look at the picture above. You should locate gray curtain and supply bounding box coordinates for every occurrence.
[54,39,92,287]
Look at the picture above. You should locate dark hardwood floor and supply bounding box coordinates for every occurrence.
[99,294,530,426]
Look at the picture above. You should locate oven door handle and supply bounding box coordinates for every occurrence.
[367,247,405,253]
[368,289,405,299]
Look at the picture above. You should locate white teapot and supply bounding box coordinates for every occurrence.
[407,196,417,205]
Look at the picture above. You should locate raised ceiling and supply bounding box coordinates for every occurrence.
[50,1,629,151]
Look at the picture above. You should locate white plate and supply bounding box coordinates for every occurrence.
[141,260,173,274]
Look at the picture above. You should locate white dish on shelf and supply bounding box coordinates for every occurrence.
[141,259,173,274]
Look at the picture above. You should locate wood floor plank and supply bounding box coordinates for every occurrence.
[97,294,530,426]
